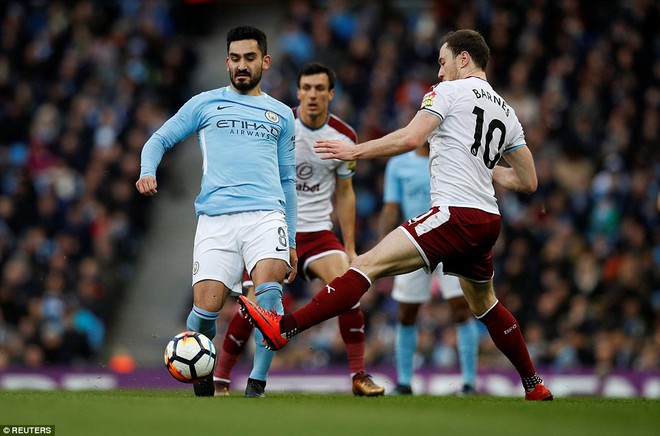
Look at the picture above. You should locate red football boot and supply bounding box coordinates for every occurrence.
[238,296,289,350]
[525,383,554,401]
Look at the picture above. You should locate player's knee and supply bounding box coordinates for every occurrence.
[251,258,288,283]
[350,253,377,277]
[349,253,365,269]
[193,280,229,312]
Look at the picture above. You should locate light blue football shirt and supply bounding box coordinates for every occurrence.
[140,86,297,246]
[383,151,431,220]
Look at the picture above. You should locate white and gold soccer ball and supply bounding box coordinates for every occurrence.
[164,331,217,383]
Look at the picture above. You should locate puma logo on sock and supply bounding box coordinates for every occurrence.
[229,334,244,346]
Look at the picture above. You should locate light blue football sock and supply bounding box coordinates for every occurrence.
[186,305,220,340]
[456,318,480,387]
[395,323,417,387]
[249,282,283,382]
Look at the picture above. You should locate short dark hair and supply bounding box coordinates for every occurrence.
[441,30,490,70]
[297,62,336,89]
[226,26,268,55]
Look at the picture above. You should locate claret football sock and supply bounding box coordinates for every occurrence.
[477,301,536,379]
[186,305,220,339]
[338,305,366,374]
[214,307,253,381]
[223,307,253,355]
[281,268,371,336]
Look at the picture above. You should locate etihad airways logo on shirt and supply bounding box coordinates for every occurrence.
[215,110,283,139]
[216,119,280,139]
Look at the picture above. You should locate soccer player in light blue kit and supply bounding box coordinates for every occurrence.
[379,142,481,395]
[136,26,297,397]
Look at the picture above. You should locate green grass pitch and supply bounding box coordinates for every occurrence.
[2,390,659,436]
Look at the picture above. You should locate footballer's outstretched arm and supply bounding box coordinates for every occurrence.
[315,111,439,161]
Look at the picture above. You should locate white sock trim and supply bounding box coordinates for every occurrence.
[349,267,372,285]
[213,377,230,383]
[476,299,499,319]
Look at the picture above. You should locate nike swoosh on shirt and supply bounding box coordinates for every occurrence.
[217,105,230,111]
[275,247,287,252]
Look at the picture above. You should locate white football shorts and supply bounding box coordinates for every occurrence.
[392,262,464,303]
[192,211,291,295]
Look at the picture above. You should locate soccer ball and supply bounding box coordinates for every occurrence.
[164,331,217,383]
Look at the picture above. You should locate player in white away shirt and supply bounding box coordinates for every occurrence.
[214,63,384,397]
[240,30,553,401]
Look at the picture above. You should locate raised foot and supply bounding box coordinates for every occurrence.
[237,296,289,351]
[524,383,554,401]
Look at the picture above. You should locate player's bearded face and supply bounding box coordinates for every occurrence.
[226,40,270,92]
[230,66,263,91]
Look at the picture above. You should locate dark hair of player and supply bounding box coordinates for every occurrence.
[226,26,268,56]
[441,29,490,71]
[297,62,336,90]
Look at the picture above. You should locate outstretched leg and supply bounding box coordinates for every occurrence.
[240,229,425,349]
[288,229,425,336]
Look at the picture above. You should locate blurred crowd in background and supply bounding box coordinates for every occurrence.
[1,0,659,378]
[0,0,197,368]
